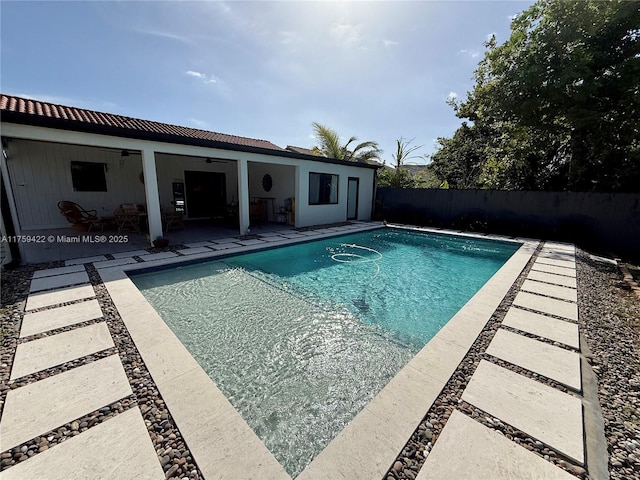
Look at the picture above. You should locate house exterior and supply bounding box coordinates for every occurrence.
[0,94,377,262]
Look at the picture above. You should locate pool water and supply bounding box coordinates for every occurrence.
[132,228,519,476]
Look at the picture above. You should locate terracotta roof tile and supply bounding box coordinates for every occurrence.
[0,94,286,152]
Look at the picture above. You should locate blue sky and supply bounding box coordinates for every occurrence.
[1,1,534,164]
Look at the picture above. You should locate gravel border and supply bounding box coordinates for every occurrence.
[0,262,203,478]
[2,242,639,479]
[576,254,640,479]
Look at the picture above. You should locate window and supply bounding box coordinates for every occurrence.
[309,172,338,205]
[71,161,107,192]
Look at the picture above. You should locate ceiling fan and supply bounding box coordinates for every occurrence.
[92,147,141,157]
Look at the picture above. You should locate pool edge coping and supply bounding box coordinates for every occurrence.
[97,223,537,480]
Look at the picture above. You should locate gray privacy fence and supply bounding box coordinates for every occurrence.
[375,188,640,261]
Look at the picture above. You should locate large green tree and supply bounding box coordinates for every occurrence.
[435,0,640,191]
[311,122,382,163]
[430,123,489,189]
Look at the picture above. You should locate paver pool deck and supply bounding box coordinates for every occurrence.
[1,222,597,479]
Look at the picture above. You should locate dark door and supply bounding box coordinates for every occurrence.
[184,171,226,219]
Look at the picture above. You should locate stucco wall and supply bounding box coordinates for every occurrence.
[296,161,375,227]
[154,153,238,209]
[248,162,295,219]
[377,188,640,260]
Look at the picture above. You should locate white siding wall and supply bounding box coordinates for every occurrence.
[6,139,145,230]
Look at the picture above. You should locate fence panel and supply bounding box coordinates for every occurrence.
[376,188,640,261]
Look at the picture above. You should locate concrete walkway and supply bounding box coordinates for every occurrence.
[1,232,591,479]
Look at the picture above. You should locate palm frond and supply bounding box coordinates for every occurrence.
[393,138,423,168]
[310,122,381,162]
[312,122,343,159]
[352,140,382,163]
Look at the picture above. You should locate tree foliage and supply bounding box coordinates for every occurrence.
[431,0,640,191]
[311,122,382,163]
[431,124,488,189]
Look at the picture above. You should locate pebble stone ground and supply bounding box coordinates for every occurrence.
[1,225,638,479]
[577,254,640,479]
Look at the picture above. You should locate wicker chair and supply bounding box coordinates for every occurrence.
[113,207,141,233]
[162,207,184,232]
[58,201,101,231]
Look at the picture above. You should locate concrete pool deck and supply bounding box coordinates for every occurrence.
[1,222,593,479]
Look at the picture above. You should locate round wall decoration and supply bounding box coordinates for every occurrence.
[262,173,273,192]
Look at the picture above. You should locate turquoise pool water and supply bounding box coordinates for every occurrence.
[132,228,519,476]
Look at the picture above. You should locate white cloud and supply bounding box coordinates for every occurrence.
[448,92,458,100]
[133,28,191,44]
[486,32,497,41]
[186,70,206,79]
[186,71,218,84]
[383,38,399,48]
[330,22,362,48]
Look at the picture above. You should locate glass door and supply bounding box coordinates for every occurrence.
[347,177,359,220]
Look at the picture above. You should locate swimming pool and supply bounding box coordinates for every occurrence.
[132,228,519,476]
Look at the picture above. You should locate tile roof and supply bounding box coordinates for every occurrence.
[286,145,317,156]
[0,94,286,152]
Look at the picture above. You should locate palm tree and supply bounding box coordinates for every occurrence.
[377,138,424,188]
[311,122,382,163]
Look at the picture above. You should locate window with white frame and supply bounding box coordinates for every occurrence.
[309,172,338,205]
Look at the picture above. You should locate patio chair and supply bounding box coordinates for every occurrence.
[162,207,185,232]
[113,207,141,234]
[250,202,264,228]
[58,201,101,231]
